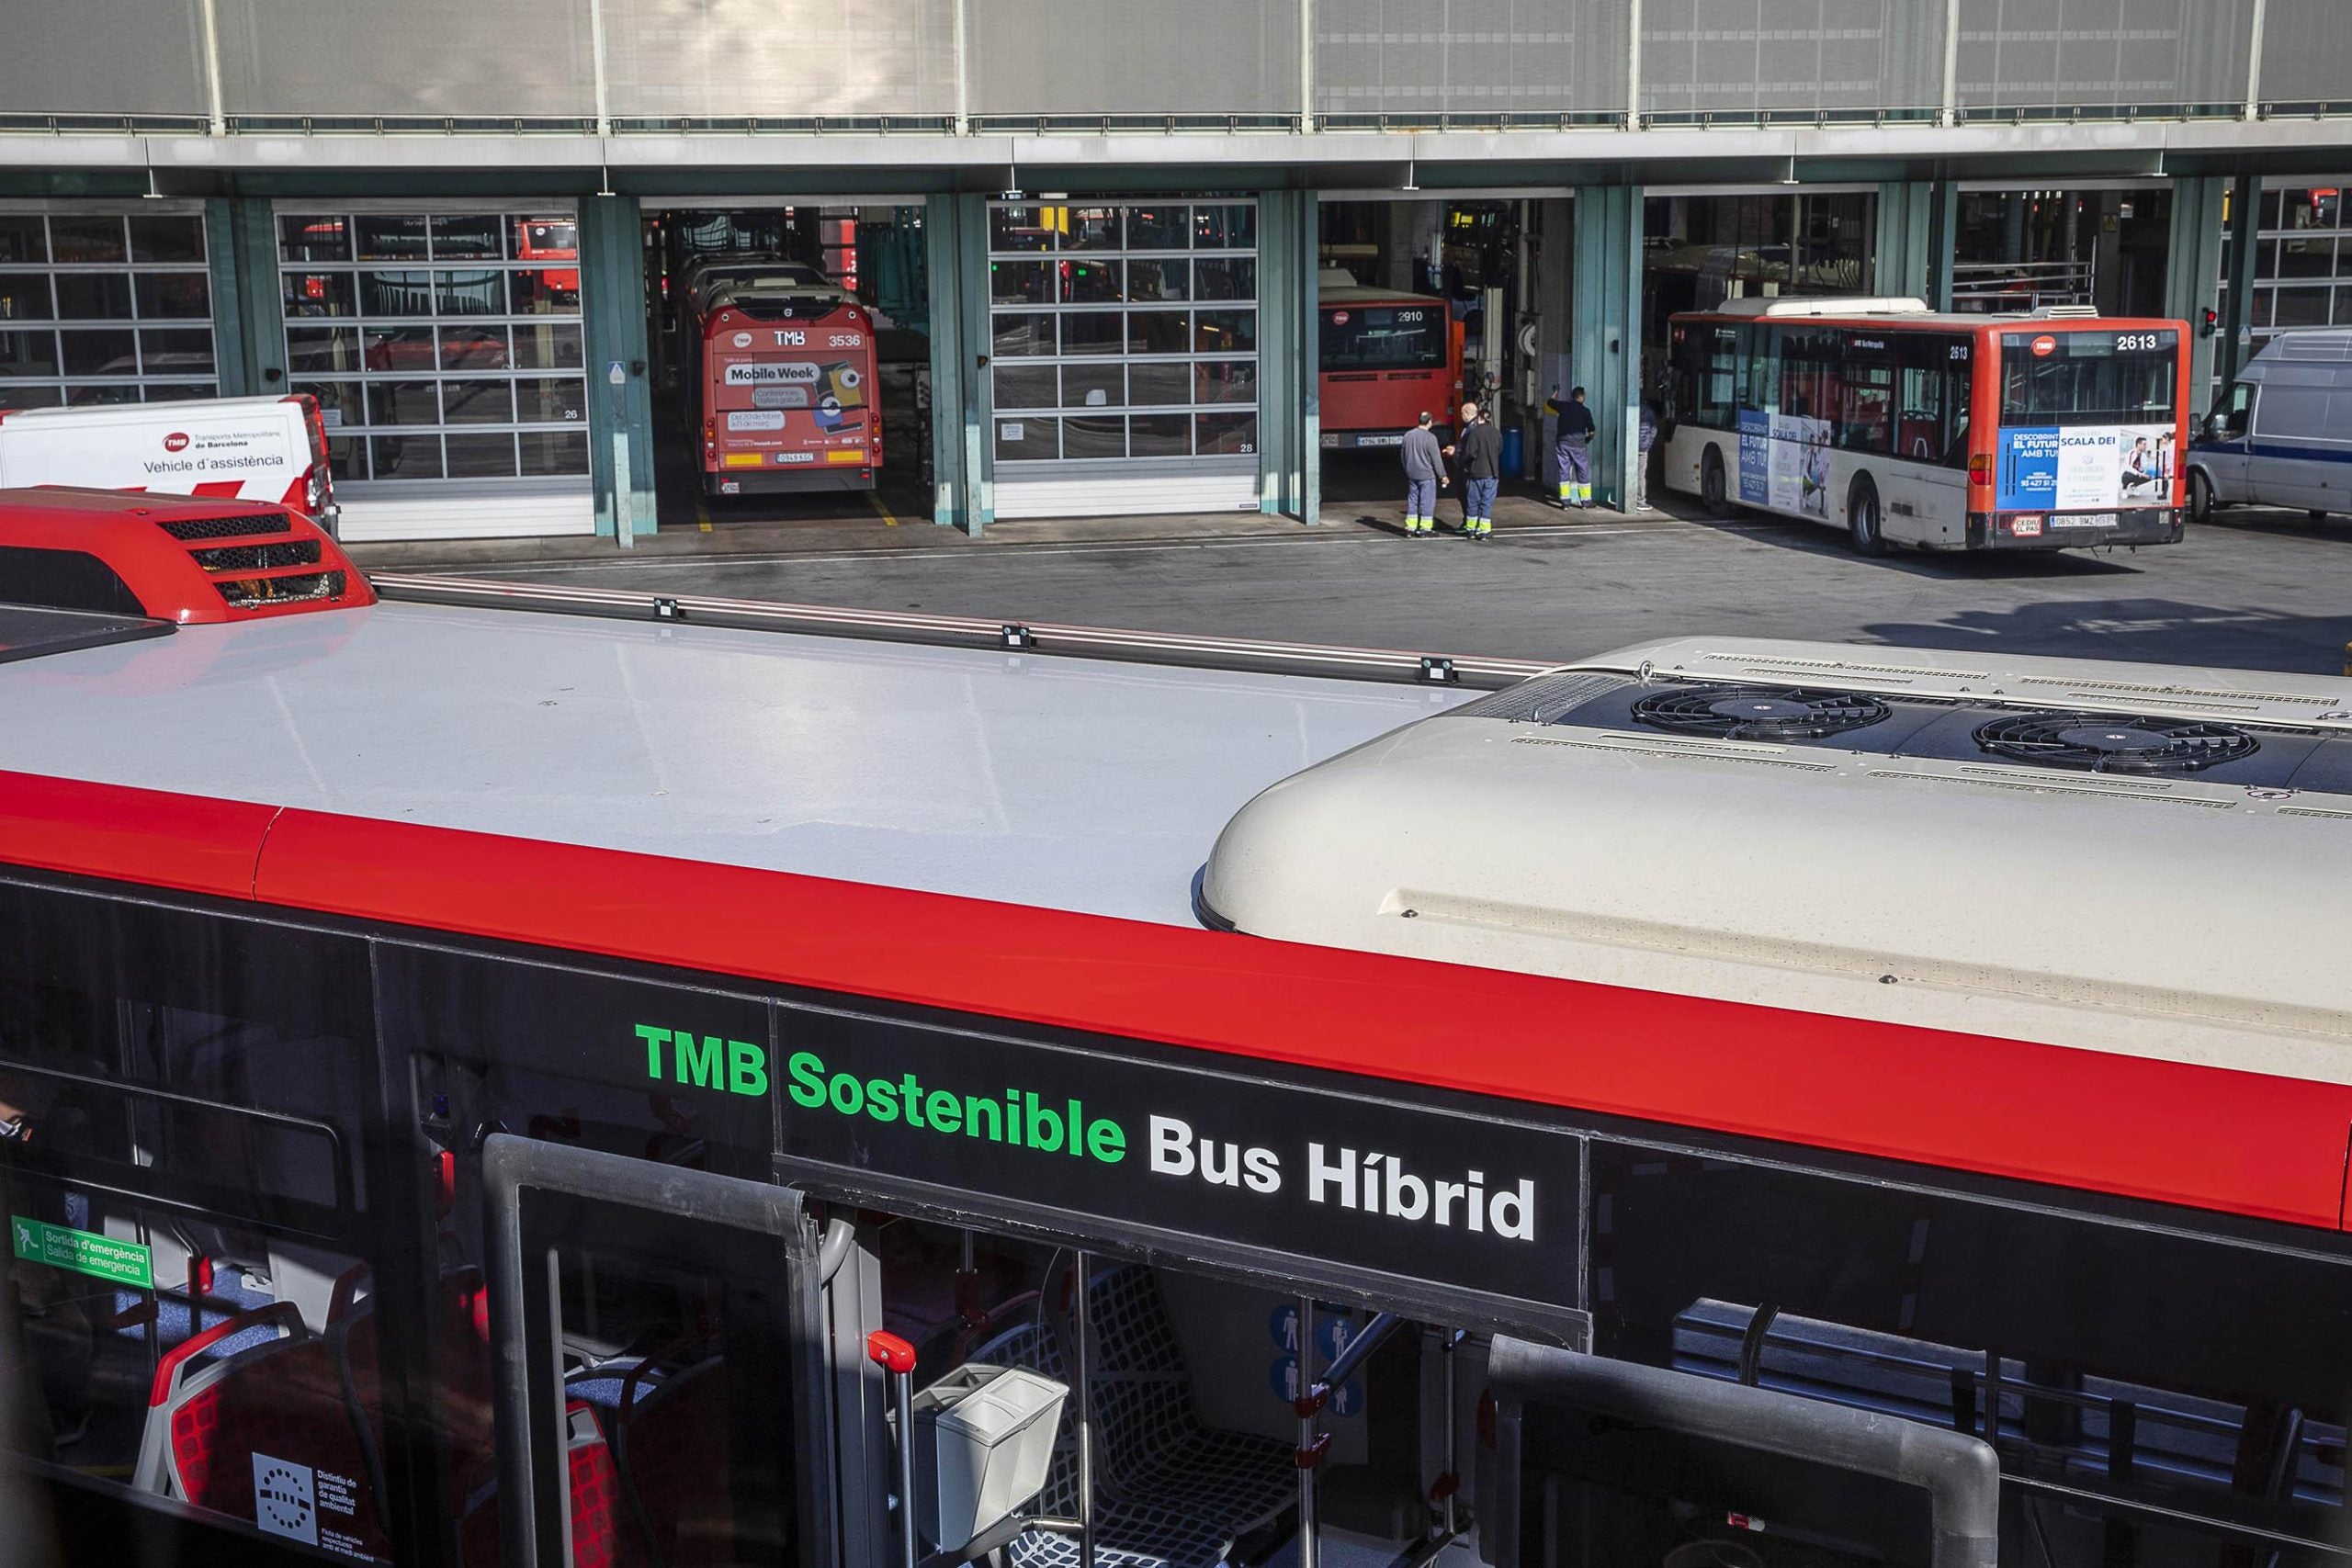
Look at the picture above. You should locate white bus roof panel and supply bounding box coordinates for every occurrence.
[0,601,1464,928]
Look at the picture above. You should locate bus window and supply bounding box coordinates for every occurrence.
[1320,307,1445,370]
[1741,324,1781,417]
[1999,332,2177,425]
[1692,325,1738,424]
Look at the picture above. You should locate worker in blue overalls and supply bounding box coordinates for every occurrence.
[1546,385,1596,508]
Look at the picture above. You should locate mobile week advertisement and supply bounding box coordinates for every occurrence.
[1996,423,2176,513]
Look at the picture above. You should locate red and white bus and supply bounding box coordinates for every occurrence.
[3,499,2351,1568]
[697,280,880,496]
[1317,268,1464,450]
[1665,298,2190,553]
[513,217,579,304]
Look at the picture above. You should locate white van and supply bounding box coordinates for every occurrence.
[2188,329,2352,525]
[0,393,338,536]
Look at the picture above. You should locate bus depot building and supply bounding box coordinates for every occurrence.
[3,1,2349,544]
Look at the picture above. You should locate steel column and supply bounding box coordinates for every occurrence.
[1568,184,1642,513]
[581,194,655,542]
[2165,175,2230,395]
[924,192,972,530]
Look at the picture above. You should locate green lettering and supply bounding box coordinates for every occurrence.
[786,1051,827,1108]
[964,1094,1002,1142]
[675,1032,723,1089]
[901,1074,926,1128]
[926,1090,962,1134]
[728,1040,767,1097]
[829,1073,865,1114]
[635,1023,672,1079]
[868,1079,899,1122]
[1088,1119,1125,1163]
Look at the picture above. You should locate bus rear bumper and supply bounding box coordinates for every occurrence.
[708,467,877,497]
[1966,509,2183,549]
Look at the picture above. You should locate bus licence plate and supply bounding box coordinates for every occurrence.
[1357,434,1403,447]
[2052,512,2119,529]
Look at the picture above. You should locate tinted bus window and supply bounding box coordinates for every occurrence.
[2000,332,2177,424]
[1320,307,1444,370]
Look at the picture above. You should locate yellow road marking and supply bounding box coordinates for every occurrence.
[695,488,712,533]
[865,489,900,527]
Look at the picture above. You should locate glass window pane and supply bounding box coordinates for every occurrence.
[990,259,1053,305]
[439,326,509,369]
[992,365,1057,409]
[989,206,1056,253]
[444,432,517,477]
[293,379,364,432]
[0,329,60,378]
[511,321,582,369]
[1193,257,1254,301]
[48,217,126,264]
[0,216,49,264]
[1127,361,1192,406]
[991,313,1056,356]
[1066,208,1121,251]
[142,382,220,401]
[995,414,1057,459]
[439,378,514,425]
[1061,364,1123,408]
[510,268,579,315]
[1129,412,1189,456]
[0,383,62,410]
[284,270,356,319]
[1196,411,1259,455]
[1125,205,1189,251]
[1063,413,1124,457]
[60,329,137,378]
[359,271,435,317]
[517,430,588,475]
[128,215,206,264]
[364,326,440,373]
[140,328,215,377]
[430,214,505,260]
[1125,260,1188,302]
[279,214,351,263]
[2275,287,2328,328]
[53,274,132,321]
[1060,312,1126,355]
[2278,236,2333,278]
[368,380,440,425]
[356,215,430,261]
[1195,309,1256,354]
[371,433,441,478]
[514,376,585,423]
[1195,359,1255,405]
[134,273,209,320]
[0,274,53,321]
[288,326,361,376]
[1127,310,1190,355]
[1063,259,1122,304]
[435,269,506,317]
[514,216,576,263]
[1194,205,1255,249]
[64,382,140,405]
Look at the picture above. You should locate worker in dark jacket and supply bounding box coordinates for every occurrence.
[1546,385,1597,507]
[1398,411,1447,536]
[1445,400,1503,540]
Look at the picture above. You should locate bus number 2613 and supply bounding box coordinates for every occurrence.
[2115,333,2163,351]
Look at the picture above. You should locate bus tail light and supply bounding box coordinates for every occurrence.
[1968,454,1994,486]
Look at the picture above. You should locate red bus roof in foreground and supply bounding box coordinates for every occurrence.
[2,766,2346,1235]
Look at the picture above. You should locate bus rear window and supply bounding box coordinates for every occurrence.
[1321,307,1446,371]
[2000,332,2177,425]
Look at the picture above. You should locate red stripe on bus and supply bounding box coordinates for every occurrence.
[5,770,2347,1232]
[0,773,277,900]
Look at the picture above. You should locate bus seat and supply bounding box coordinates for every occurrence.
[1077,1265,1295,1530]
[456,1400,637,1568]
[970,1317,1238,1568]
[130,1296,391,1555]
[615,1344,732,1567]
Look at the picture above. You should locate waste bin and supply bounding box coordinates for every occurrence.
[910,1362,1069,1551]
[1500,424,1524,480]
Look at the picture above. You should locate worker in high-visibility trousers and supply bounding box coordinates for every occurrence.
[1399,411,1448,536]
[1547,385,1596,508]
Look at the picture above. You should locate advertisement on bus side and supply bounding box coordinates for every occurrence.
[1996,423,2177,512]
[1736,410,1831,517]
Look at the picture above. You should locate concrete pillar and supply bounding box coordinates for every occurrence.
[1254,188,1318,524]
[923,192,976,530]
[1569,184,1643,512]
[2164,175,2230,395]
[226,198,286,402]
[1532,197,1573,488]
[1871,181,1934,302]
[2221,174,2258,388]
[581,195,656,541]
[203,197,251,397]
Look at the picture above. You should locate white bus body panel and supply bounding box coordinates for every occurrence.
[1661,424,1967,546]
[1202,637,2352,1080]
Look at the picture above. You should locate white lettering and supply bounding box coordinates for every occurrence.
[1490,1179,1535,1240]
[1384,1156,1429,1220]
[1306,1143,1356,1207]
[1243,1146,1282,1194]
[1148,1114,1194,1177]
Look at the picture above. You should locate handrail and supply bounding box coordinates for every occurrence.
[367,573,1558,692]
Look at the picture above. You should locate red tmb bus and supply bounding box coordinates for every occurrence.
[3,499,2352,1568]
[1317,268,1464,450]
[513,217,579,304]
[697,281,880,496]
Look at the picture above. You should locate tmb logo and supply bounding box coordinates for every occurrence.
[2030,334,2057,357]
[163,432,191,452]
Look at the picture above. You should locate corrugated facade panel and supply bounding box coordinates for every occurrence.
[1314,0,1628,116]
[2258,0,2343,106]
[602,0,957,118]
[967,0,1303,116]
[1954,0,2252,110]
[215,0,595,118]
[1641,0,1941,117]
[0,0,210,118]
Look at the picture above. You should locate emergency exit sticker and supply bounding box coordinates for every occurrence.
[11,1215,152,1288]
